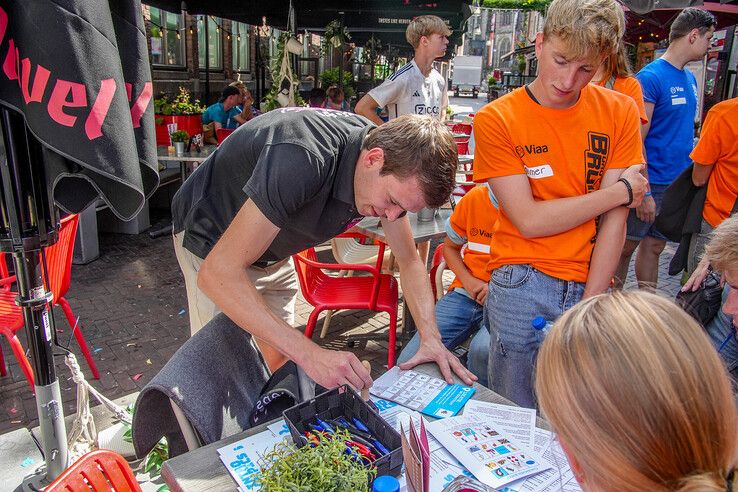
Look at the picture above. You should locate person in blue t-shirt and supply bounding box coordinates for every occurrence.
[615,8,716,291]
[202,86,243,130]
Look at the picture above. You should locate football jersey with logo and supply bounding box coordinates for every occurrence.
[368,60,447,120]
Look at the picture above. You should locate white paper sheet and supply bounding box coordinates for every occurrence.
[218,429,287,491]
[426,414,552,489]
[462,400,537,449]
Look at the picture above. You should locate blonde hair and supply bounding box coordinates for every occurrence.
[600,43,634,82]
[406,15,452,49]
[543,0,625,60]
[705,214,738,274]
[535,291,738,492]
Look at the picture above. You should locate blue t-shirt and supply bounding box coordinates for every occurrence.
[202,102,241,129]
[637,58,698,185]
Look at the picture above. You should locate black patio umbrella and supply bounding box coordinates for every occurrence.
[0,0,157,483]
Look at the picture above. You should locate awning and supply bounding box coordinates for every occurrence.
[500,44,535,61]
[623,2,738,43]
[145,0,472,52]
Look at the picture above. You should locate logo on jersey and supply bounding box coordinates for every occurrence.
[415,105,439,115]
[584,131,610,242]
[516,144,549,158]
[412,91,422,97]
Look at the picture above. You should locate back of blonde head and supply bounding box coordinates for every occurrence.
[535,291,738,492]
[543,0,625,60]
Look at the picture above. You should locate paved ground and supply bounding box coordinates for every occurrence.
[0,203,681,434]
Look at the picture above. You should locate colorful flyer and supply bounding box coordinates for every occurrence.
[217,429,287,491]
[426,414,552,489]
[370,367,475,418]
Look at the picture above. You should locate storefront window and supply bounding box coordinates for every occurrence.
[232,22,251,72]
[145,6,184,67]
[197,16,223,70]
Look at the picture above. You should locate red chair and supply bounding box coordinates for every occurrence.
[216,127,235,144]
[0,214,100,390]
[293,234,399,368]
[44,449,141,491]
[429,244,448,301]
[454,135,470,155]
[451,122,473,135]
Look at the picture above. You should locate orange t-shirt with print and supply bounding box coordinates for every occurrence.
[472,84,644,283]
[447,185,499,292]
[691,98,738,228]
[595,76,649,125]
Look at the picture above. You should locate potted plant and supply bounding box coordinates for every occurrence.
[257,429,376,490]
[319,68,355,99]
[154,87,206,145]
[487,75,503,102]
[170,130,190,155]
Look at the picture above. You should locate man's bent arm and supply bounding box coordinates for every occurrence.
[692,161,714,187]
[355,94,385,126]
[488,164,646,238]
[381,216,476,385]
[198,199,372,390]
[583,169,630,298]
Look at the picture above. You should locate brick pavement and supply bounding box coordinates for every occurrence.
[0,224,681,434]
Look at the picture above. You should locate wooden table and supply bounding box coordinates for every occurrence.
[161,363,549,492]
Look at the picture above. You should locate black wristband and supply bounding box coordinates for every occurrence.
[618,177,633,207]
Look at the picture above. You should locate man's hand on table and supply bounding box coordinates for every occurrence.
[398,337,477,386]
[300,345,373,390]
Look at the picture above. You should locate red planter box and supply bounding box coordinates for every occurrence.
[154,114,203,145]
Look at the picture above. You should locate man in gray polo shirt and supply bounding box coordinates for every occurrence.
[172,108,475,390]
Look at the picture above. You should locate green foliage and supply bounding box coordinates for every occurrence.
[170,130,190,143]
[257,429,375,491]
[488,74,502,88]
[154,87,206,116]
[482,0,551,12]
[323,19,351,55]
[319,68,355,99]
[118,404,170,492]
[263,33,306,112]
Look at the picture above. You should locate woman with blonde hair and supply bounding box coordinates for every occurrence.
[535,291,738,492]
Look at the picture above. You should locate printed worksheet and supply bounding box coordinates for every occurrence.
[218,428,288,491]
[501,429,580,492]
[370,367,475,418]
[426,414,552,489]
[462,400,537,449]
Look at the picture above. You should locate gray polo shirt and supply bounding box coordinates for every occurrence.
[172,108,373,265]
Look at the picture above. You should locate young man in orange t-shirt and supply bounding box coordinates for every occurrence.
[687,96,738,274]
[473,0,647,407]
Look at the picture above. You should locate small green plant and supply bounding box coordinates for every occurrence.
[324,19,351,50]
[170,130,190,143]
[319,68,355,99]
[257,429,376,491]
[154,87,206,116]
[118,405,170,492]
[488,75,501,88]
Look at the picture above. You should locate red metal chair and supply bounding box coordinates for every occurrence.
[451,122,473,135]
[216,127,235,144]
[44,449,141,491]
[429,244,448,301]
[0,214,100,390]
[454,135,470,155]
[293,233,399,368]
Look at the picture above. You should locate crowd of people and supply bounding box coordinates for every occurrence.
[166,3,738,489]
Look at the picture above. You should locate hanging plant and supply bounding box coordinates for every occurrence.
[322,19,351,55]
[263,32,305,112]
[361,38,383,66]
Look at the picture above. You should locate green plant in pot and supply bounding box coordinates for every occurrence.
[258,429,376,491]
[153,87,206,145]
[319,68,355,99]
[170,130,190,154]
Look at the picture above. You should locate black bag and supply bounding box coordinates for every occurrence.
[675,268,723,327]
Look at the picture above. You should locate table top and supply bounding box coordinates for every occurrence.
[458,154,474,165]
[157,145,217,162]
[352,209,452,245]
[161,363,550,492]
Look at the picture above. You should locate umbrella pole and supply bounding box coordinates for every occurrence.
[0,108,67,484]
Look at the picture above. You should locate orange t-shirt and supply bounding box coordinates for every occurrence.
[447,185,499,292]
[690,98,738,228]
[595,76,649,125]
[472,84,644,282]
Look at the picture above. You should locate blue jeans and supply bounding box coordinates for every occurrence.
[705,286,738,379]
[486,264,585,408]
[626,183,669,241]
[397,289,489,386]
